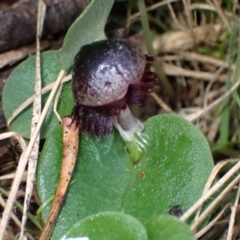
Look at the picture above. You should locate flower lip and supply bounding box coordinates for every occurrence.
[71,39,155,136]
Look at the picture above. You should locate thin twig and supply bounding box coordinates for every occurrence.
[20,1,46,239]
[39,117,80,240]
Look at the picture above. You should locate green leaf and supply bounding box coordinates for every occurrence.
[58,0,114,71]
[2,51,61,139]
[145,214,196,240]
[62,212,147,240]
[37,126,133,239]
[121,114,214,221]
[57,81,74,117]
[37,114,213,239]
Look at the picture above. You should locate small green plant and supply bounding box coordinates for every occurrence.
[2,0,214,239]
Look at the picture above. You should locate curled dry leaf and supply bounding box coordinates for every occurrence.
[39,117,80,240]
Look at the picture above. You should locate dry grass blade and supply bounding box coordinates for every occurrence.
[233,0,238,14]
[227,182,240,240]
[0,195,21,228]
[212,0,231,31]
[39,117,79,240]
[0,132,21,140]
[162,62,227,82]
[0,135,28,239]
[195,203,232,238]
[194,160,238,224]
[167,3,185,30]
[180,160,240,222]
[162,52,233,70]
[53,83,63,122]
[0,172,27,181]
[190,3,218,12]
[186,77,240,122]
[190,173,240,231]
[19,1,46,239]
[0,40,50,69]
[204,160,238,194]
[129,0,179,22]
[207,116,221,141]
[203,66,226,108]
[150,92,174,113]
[182,0,196,47]
[188,159,240,236]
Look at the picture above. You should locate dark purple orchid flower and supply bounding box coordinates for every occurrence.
[71,39,155,151]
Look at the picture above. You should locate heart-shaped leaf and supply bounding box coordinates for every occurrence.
[121,114,214,221]
[145,214,196,240]
[62,212,147,240]
[37,114,213,239]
